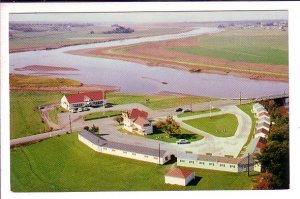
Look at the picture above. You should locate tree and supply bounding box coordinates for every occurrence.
[161,116,180,137]
[253,172,273,190]
[90,124,99,134]
[114,115,123,125]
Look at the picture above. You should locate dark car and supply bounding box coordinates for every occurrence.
[183,108,191,113]
[105,104,113,108]
[176,108,183,112]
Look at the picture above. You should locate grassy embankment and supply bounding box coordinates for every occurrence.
[172,29,288,66]
[107,93,213,110]
[183,114,238,137]
[10,74,82,139]
[11,133,255,191]
[83,111,122,121]
[237,103,256,157]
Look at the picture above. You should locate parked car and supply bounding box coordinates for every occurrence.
[105,103,113,108]
[78,107,83,112]
[71,109,77,113]
[176,108,183,112]
[83,107,90,111]
[182,108,191,113]
[176,139,190,144]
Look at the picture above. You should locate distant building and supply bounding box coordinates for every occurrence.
[78,130,170,165]
[122,108,153,135]
[165,167,195,186]
[61,91,106,111]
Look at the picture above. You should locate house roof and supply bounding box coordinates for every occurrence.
[165,167,194,178]
[79,130,167,157]
[65,91,105,104]
[258,112,269,117]
[257,137,267,149]
[256,122,270,129]
[256,128,269,135]
[256,107,267,113]
[253,103,263,109]
[128,108,148,119]
[257,117,270,124]
[134,116,150,126]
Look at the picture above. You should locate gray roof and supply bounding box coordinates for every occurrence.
[253,103,263,109]
[256,107,267,113]
[79,130,167,157]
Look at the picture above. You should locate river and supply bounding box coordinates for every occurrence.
[9,27,288,98]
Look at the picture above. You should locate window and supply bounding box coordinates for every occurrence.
[220,164,225,167]
[123,151,127,154]
[189,161,194,164]
[154,157,158,160]
[180,160,185,163]
[112,149,116,152]
[199,161,205,165]
[132,153,136,155]
[144,155,148,158]
[230,165,236,168]
[209,162,214,166]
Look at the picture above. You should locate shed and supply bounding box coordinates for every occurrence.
[165,167,195,186]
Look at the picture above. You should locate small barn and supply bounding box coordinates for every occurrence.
[165,167,195,186]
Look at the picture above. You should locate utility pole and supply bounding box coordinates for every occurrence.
[210,100,212,118]
[158,143,161,165]
[247,153,250,177]
[69,114,72,134]
[239,91,242,105]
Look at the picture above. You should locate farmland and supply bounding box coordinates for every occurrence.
[11,133,255,191]
[69,28,288,81]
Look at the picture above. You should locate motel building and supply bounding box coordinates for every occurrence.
[122,108,153,135]
[78,130,170,165]
[61,91,106,111]
[165,167,195,186]
[176,153,258,173]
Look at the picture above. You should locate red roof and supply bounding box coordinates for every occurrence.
[165,167,194,178]
[65,91,105,104]
[128,108,148,119]
[259,112,269,117]
[257,137,267,149]
[134,116,150,126]
[256,128,269,135]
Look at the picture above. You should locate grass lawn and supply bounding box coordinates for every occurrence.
[10,91,63,139]
[183,114,238,137]
[83,111,122,121]
[237,103,256,156]
[172,29,288,66]
[10,74,82,87]
[177,108,221,118]
[119,127,203,143]
[49,107,67,124]
[107,93,213,110]
[11,133,255,191]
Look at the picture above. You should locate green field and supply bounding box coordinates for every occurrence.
[183,114,238,137]
[83,111,122,121]
[107,93,213,110]
[237,103,256,156]
[119,127,204,143]
[177,108,221,118]
[11,133,255,191]
[172,29,288,66]
[10,91,63,139]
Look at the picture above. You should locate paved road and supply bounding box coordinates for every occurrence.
[10,99,252,158]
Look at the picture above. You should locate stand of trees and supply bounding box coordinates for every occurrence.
[255,101,289,189]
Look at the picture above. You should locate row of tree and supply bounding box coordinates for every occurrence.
[255,100,289,189]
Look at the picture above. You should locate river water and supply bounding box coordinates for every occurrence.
[9,27,288,98]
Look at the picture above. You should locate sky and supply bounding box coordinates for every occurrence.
[9,11,288,23]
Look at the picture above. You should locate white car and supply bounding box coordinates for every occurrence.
[71,109,77,113]
[176,139,190,144]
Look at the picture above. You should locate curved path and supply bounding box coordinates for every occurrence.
[173,105,252,157]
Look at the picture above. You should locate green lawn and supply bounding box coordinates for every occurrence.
[49,107,67,124]
[237,103,256,156]
[83,111,122,121]
[119,127,203,143]
[177,108,221,118]
[10,91,63,139]
[107,93,213,110]
[11,133,255,191]
[171,29,288,66]
[183,114,238,137]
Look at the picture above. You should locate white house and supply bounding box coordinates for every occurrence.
[257,117,270,125]
[256,122,270,132]
[78,130,170,165]
[165,167,195,186]
[122,108,153,135]
[254,128,269,139]
[61,91,106,111]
